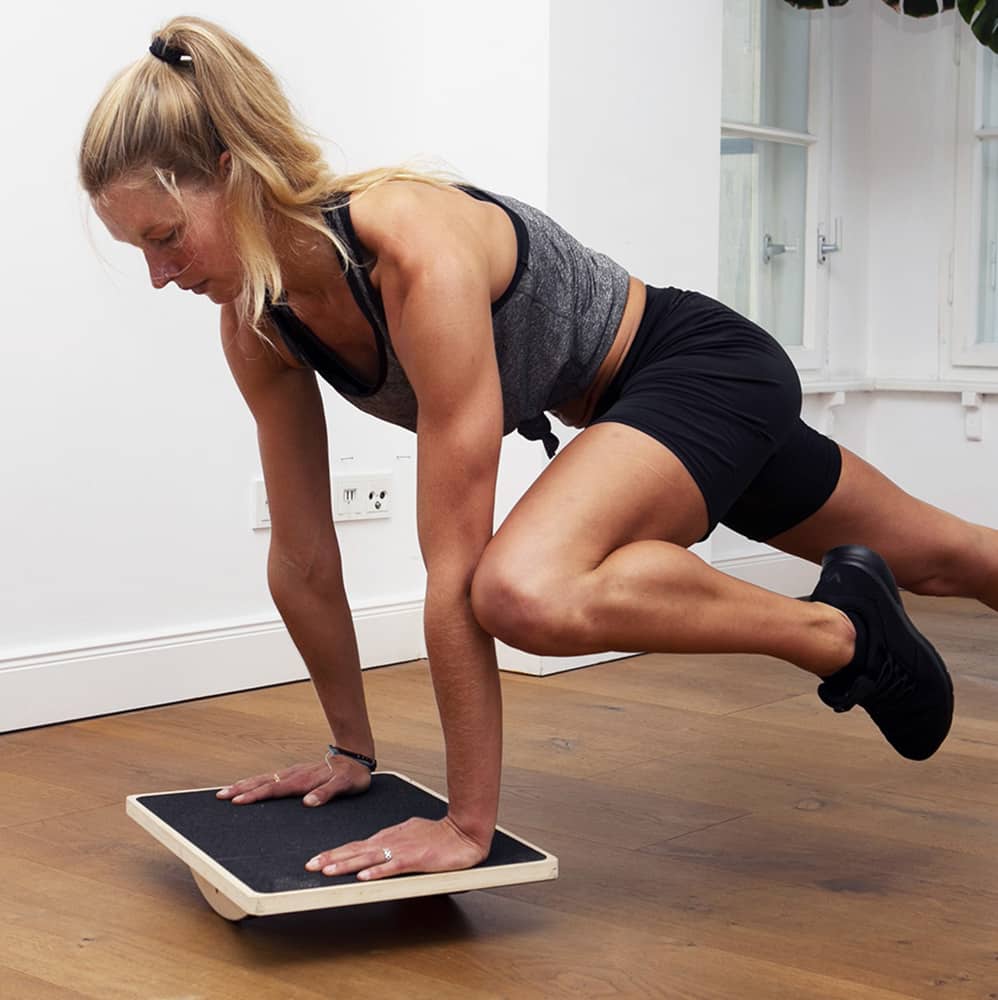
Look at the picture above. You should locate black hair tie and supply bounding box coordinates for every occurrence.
[149,36,186,65]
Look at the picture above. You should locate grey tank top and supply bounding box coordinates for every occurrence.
[267,185,631,457]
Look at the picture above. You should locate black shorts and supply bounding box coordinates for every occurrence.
[589,286,842,543]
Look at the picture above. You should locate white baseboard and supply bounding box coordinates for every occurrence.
[714,550,820,597]
[1,554,816,732]
[494,643,636,677]
[0,600,424,734]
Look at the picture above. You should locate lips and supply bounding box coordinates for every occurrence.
[188,280,209,294]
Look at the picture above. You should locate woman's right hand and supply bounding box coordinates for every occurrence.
[215,754,372,807]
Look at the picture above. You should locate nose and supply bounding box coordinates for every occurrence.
[145,252,179,290]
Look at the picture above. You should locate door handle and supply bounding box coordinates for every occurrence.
[763,233,799,264]
[818,218,843,265]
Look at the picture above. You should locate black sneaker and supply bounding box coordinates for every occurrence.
[808,545,954,761]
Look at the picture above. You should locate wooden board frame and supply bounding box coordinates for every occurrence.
[126,771,558,920]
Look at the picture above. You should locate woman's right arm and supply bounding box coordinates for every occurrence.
[215,304,375,804]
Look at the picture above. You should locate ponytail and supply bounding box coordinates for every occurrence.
[80,16,452,340]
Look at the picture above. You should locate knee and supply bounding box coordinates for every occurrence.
[901,523,992,599]
[470,558,583,655]
[470,559,546,649]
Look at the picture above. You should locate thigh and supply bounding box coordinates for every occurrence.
[482,421,709,580]
[764,445,979,591]
[721,418,843,542]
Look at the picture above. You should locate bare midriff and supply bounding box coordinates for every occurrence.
[552,276,647,429]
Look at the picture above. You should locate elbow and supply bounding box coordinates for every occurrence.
[425,566,477,609]
[267,543,344,602]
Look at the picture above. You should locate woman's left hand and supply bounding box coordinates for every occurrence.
[305,815,491,881]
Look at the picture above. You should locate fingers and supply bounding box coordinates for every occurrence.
[307,820,408,880]
[216,758,371,807]
[306,839,401,882]
[301,764,368,807]
[303,817,489,882]
[216,771,290,805]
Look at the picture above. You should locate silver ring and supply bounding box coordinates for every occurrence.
[382,847,392,863]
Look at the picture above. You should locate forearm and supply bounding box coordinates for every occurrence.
[424,584,502,846]
[270,563,375,757]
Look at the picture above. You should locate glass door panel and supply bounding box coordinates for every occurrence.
[720,138,807,346]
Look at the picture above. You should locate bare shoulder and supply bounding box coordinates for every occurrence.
[348,180,486,262]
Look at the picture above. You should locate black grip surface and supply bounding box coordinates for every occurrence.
[138,773,545,893]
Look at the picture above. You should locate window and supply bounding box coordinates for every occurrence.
[719,0,829,368]
[952,21,998,367]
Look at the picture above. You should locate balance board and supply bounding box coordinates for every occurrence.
[126,771,558,920]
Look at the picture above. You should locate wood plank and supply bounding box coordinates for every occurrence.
[491,825,996,999]
[496,765,747,850]
[542,646,814,716]
[0,766,116,830]
[1,596,995,998]
[0,853,500,999]
[0,968,83,999]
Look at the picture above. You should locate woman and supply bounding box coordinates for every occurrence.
[80,17,986,882]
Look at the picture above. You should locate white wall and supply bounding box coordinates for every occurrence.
[867,4,958,382]
[6,1,996,732]
[823,1,874,383]
[6,0,731,727]
[862,6,998,531]
[866,393,998,527]
[548,0,723,293]
[1,1,552,729]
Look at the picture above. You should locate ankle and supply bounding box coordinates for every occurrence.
[801,603,857,678]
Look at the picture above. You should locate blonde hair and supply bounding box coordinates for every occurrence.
[79,15,454,339]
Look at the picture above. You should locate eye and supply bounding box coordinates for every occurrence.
[152,229,180,247]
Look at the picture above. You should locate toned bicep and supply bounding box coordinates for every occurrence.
[221,311,340,581]
[353,190,504,581]
[391,269,504,584]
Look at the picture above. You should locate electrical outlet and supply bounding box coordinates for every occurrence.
[252,479,271,530]
[333,473,392,522]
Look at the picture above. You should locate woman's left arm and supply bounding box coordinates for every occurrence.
[309,185,506,880]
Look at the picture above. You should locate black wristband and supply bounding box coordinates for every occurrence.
[326,744,377,772]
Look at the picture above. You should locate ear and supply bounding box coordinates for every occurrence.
[217,151,232,179]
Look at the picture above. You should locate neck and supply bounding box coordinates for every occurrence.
[272,215,346,303]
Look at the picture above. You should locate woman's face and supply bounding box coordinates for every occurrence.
[94,173,242,305]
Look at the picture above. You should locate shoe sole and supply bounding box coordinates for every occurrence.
[822,545,954,759]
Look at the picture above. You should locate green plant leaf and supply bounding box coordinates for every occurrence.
[780,1,998,53]
[904,0,956,14]
[959,0,998,52]
[781,1,850,9]
[781,1,955,14]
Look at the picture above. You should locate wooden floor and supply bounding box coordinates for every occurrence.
[2,594,997,999]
